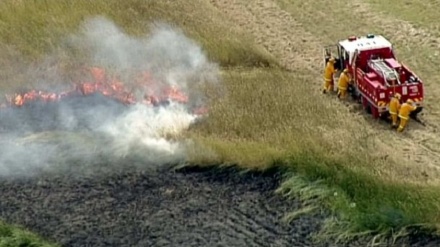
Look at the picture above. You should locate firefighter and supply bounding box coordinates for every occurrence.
[322,57,337,94]
[397,99,417,132]
[337,68,351,100]
[388,92,401,128]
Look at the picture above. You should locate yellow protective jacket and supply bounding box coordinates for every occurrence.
[388,97,401,115]
[338,72,351,90]
[324,62,335,81]
[398,102,417,120]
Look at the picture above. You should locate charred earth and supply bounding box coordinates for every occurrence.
[0,166,324,247]
[0,165,439,247]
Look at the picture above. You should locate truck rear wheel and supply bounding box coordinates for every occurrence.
[380,112,390,122]
[348,85,361,103]
[371,106,380,118]
[362,96,371,113]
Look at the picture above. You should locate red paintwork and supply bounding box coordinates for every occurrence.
[343,39,424,119]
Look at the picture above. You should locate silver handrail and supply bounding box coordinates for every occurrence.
[369,59,403,87]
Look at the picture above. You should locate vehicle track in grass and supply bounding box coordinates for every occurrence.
[209,0,323,71]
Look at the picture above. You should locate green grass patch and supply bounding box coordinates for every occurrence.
[0,220,59,247]
[276,150,440,244]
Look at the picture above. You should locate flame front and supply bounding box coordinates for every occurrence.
[4,67,206,115]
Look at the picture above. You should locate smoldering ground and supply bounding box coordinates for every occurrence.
[0,16,221,178]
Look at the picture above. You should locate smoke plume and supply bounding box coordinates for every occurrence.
[0,16,220,178]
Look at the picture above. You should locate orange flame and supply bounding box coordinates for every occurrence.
[3,66,208,115]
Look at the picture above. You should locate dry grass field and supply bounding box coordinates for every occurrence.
[0,0,440,246]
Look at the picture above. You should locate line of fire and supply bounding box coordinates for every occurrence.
[0,67,208,116]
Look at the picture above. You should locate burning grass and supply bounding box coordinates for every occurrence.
[0,0,439,246]
[2,66,199,112]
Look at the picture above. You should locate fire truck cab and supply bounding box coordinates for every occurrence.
[323,34,424,119]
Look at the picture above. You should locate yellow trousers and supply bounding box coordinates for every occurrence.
[390,113,398,127]
[323,78,334,93]
[397,116,409,132]
[337,89,347,99]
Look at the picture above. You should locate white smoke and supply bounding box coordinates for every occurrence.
[98,102,198,162]
[0,16,220,177]
[71,17,219,96]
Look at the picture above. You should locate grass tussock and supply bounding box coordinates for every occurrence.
[0,0,440,245]
[0,220,59,247]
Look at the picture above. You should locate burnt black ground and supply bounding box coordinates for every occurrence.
[0,165,323,247]
[0,165,439,247]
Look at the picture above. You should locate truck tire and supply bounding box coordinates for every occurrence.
[380,112,390,122]
[362,96,371,114]
[371,105,380,118]
[349,85,361,103]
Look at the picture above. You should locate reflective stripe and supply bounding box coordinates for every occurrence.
[358,90,380,108]
[398,115,409,120]
[324,78,332,82]
[378,101,386,107]
[390,112,397,115]
[338,87,347,90]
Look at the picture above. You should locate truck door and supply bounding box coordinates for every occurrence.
[323,45,341,71]
[339,45,349,70]
[349,49,361,102]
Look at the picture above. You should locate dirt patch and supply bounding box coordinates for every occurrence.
[208,0,320,71]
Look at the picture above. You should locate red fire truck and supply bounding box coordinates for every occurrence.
[323,34,424,120]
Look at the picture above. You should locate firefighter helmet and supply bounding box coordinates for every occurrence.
[394,93,401,100]
[407,99,414,104]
